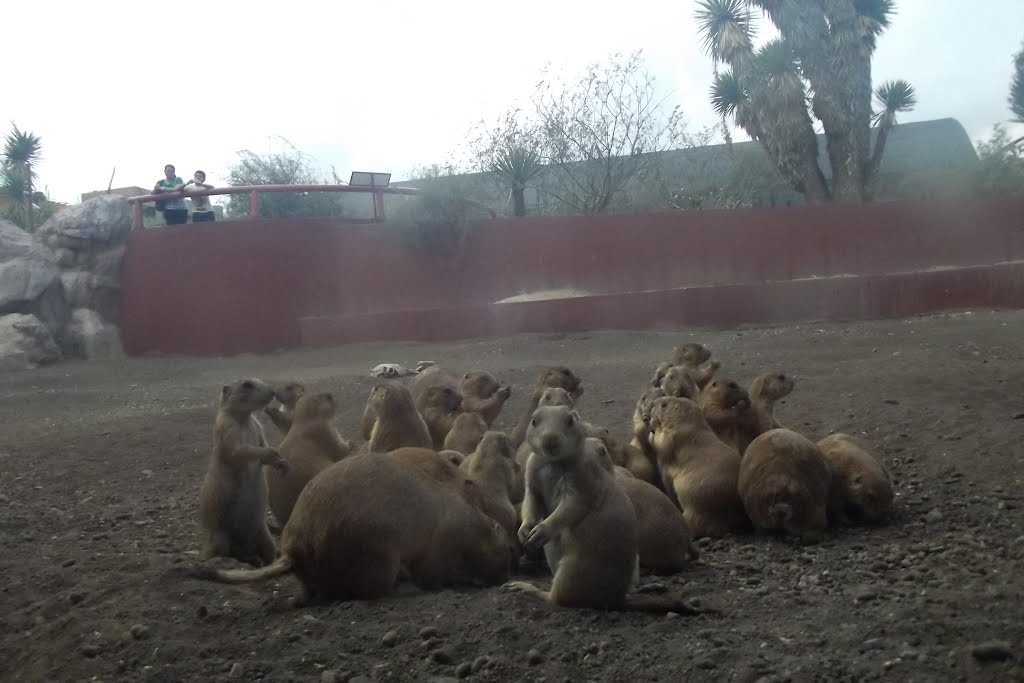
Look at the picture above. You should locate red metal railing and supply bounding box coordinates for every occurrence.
[125,183,423,230]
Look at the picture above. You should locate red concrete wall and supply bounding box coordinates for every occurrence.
[118,197,1024,356]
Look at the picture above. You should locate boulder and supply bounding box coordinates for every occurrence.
[0,219,69,333]
[35,195,132,254]
[61,269,120,321]
[63,308,124,361]
[0,313,62,370]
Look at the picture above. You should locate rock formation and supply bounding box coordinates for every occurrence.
[0,195,132,368]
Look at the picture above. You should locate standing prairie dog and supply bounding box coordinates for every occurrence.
[183,452,514,604]
[648,396,750,539]
[817,432,894,526]
[267,392,352,527]
[198,378,288,567]
[417,384,464,450]
[509,367,584,448]
[264,381,306,436]
[739,428,832,544]
[444,412,489,455]
[460,371,512,426]
[736,370,795,455]
[631,386,665,459]
[503,405,697,613]
[459,431,524,540]
[363,382,432,453]
[698,376,750,453]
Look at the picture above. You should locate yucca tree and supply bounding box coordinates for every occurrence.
[1011,40,1024,123]
[697,0,917,203]
[489,142,544,217]
[3,124,43,229]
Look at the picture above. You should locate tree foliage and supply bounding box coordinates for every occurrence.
[468,51,691,215]
[1010,39,1024,123]
[225,139,347,219]
[972,124,1024,196]
[696,0,917,203]
[2,123,49,231]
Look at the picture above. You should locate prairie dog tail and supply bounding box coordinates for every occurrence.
[623,595,706,615]
[182,556,293,584]
[767,502,793,523]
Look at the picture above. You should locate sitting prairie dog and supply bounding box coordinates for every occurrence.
[438,449,467,467]
[671,342,711,368]
[459,431,524,540]
[444,412,489,455]
[817,432,894,526]
[648,396,750,539]
[698,376,751,453]
[613,467,699,575]
[266,392,352,527]
[583,422,660,486]
[503,406,696,613]
[198,378,288,567]
[739,428,832,544]
[417,384,464,450]
[509,366,584,448]
[362,382,432,453]
[736,370,795,454]
[183,452,514,604]
[514,386,576,474]
[460,371,513,426]
[631,386,665,459]
[264,381,306,436]
[650,361,673,388]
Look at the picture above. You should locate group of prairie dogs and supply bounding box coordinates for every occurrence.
[186,341,893,613]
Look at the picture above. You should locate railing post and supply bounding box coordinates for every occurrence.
[249,191,260,217]
[133,201,143,230]
[374,190,385,221]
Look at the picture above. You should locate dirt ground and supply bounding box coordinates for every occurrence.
[2,310,1023,682]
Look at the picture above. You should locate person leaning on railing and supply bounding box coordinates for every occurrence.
[153,164,189,225]
[184,170,216,223]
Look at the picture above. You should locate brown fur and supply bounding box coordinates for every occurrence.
[264,381,306,436]
[363,382,432,453]
[614,467,700,574]
[739,428,832,544]
[184,453,514,603]
[509,367,584,448]
[649,396,750,539]
[503,405,697,614]
[417,384,465,450]
[817,433,894,526]
[585,422,660,486]
[443,412,489,455]
[650,361,673,388]
[698,376,751,453]
[631,386,665,460]
[438,449,467,467]
[690,360,721,390]
[671,342,711,368]
[736,370,795,454]
[198,379,287,567]
[460,371,512,426]
[266,393,352,527]
[513,386,577,480]
[661,366,699,400]
[459,431,524,541]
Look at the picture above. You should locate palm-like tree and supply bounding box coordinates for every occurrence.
[3,124,43,229]
[696,0,916,203]
[490,143,544,216]
[1011,40,1024,123]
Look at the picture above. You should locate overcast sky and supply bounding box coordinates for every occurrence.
[7,0,1024,203]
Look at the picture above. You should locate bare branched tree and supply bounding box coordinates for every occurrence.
[531,50,688,214]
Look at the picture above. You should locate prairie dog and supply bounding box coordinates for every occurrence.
[631,386,665,459]
[438,449,467,467]
[363,382,432,453]
[460,371,512,426]
[459,431,523,540]
[509,367,584,448]
[584,422,660,486]
[648,396,750,539]
[671,342,711,368]
[514,386,576,477]
[198,379,288,567]
[698,376,750,453]
[417,384,464,450]
[736,370,795,454]
[267,392,352,526]
[443,412,489,455]
[817,433,894,526]
[264,381,306,436]
[661,366,699,400]
[503,405,695,613]
[650,361,673,388]
[184,453,513,603]
[614,467,699,574]
[739,428,832,544]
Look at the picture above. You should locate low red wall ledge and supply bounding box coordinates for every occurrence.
[298,261,1024,347]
